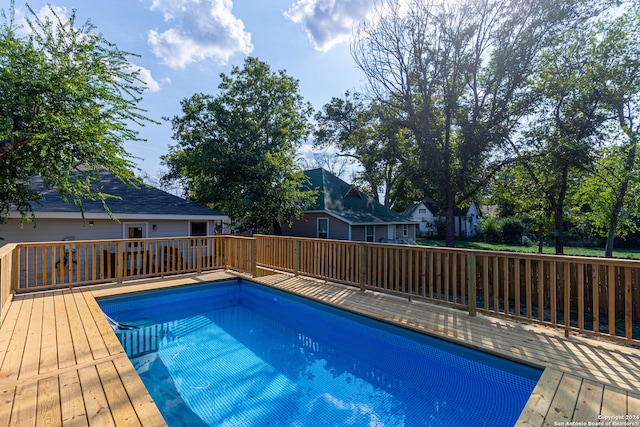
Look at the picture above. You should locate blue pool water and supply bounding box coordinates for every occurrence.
[99,279,540,426]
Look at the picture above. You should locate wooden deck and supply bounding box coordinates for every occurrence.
[1,270,639,426]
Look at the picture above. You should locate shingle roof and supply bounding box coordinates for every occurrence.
[28,170,224,217]
[304,168,413,225]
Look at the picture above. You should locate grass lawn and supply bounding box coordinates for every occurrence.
[417,239,640,260]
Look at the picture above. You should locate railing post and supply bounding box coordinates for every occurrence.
[116,241,124,284]
[294,239,300,276]
[224,237,230,271]
[196,238,203,274]
[11,246,20,293]
[359,243,367,292]
[251,238,258,277]
[467,251,477,317]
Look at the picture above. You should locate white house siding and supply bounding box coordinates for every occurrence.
[0,218,218,245]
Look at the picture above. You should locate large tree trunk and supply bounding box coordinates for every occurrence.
[445,197,456,247]
[605,134,637,257]
[552,165,569,255]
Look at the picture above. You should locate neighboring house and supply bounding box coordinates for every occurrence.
[455,202,480,238]
[402,201,437,236]
[403,200,481,238]
[281,168,417,243]
[1,171,229,244]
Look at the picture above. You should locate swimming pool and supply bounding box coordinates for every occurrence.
[99,279,541,426]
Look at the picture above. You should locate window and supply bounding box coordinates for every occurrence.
[418,208,427,214]
[124,223,147,239]
[366,225,374,242]
[365,225,375,242]
[190,222,207,236]
[317,218,329,239]
[403,224,409,237]
[128,227,143,238]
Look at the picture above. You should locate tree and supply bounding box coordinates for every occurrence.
[597,4,640,257]
[162,57,316,233]
[314,92,410,208]
[351,0,598,246]
[511,7,633,254]
[0,4,152,226]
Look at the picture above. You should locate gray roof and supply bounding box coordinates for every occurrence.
[28,171,224,218]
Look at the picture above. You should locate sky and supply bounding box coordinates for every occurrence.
[11,0,377,180]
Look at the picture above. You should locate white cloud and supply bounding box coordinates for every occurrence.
[144,0,253,68]
[285,0,375,52]
[129,64,163,92]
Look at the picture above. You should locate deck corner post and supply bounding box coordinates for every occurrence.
[294,239,300,276]
[467,251,477,317]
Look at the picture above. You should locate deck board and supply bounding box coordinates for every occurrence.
[0,270,639,426]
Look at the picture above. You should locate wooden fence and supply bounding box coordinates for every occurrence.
[5,235,256,293]
[256,235,640,344]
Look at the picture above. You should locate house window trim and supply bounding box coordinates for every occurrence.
[402,224,409,237]
[317,217,329,239]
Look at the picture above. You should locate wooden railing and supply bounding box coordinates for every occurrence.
[4,234,638,345]
[9,235,256,292]
[256,235,640,345]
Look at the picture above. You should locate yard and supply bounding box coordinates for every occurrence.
[418,239,640,260]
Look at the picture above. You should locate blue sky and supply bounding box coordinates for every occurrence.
[13,0,375,179]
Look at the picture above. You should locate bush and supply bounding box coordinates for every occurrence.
[500,217,526,243]
[476,216,527,243]
[477,216,502,242]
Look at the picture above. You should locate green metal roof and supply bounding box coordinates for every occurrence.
[304,168,413,225]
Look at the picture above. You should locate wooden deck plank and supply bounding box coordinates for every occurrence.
[80,290,124,357]
[0,387,15,426]
[77,365,115,426]
[36,376,61,427]
[95,361,141,427]
[572,379,604,421]
[39,291,58,375]
[601,386,629,417]
[59,370,88,427]
[63,291,93,365]
[19,293,45,380]
[0,296,23,360]
[628,392,640,415]
[542,374,582,426]
[72,291,110,361]
[112,355,166,427]
[55,291,76,370]
[515,369,563,427]
[1,295,34,383]
[9,381,38,427]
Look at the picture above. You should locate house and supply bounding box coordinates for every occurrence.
[281,168,417,243]
[402,201,437,236]
[0,171,229,244]
[403,200,481,238]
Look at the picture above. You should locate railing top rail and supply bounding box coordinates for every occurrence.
[254,234,640,266]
